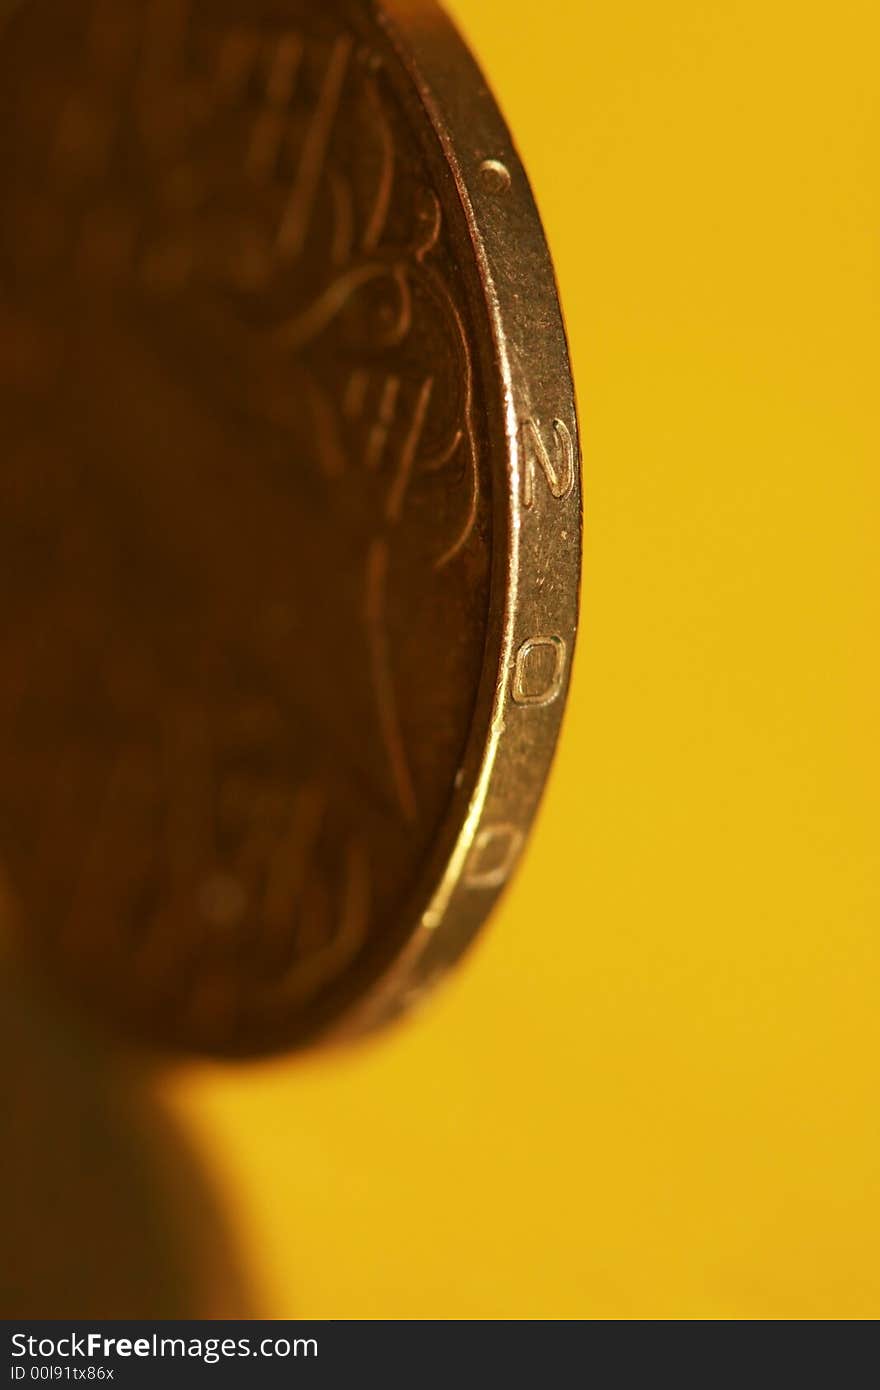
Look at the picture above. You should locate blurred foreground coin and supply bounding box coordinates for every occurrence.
[0,0,581,1056]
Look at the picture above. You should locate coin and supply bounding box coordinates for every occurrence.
[0,0,581,1057]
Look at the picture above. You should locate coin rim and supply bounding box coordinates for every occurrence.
[317,0,584,1048]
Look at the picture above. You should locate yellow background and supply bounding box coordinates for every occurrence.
[167,0,879,1318]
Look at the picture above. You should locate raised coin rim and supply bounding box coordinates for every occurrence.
[321,0,584,1046]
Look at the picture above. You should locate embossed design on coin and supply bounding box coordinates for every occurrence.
[0,0,581,1056]
[512,637,567,707]
[520,417,576,509]
[464,825,525,891]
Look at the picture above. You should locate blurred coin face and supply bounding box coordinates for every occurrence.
[0,0,580,1056]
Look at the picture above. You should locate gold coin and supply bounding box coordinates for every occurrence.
[0,0,581,1056]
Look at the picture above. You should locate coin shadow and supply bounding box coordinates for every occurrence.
[0,957,253,1318]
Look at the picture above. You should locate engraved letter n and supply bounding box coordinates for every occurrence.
[520,417,575,509]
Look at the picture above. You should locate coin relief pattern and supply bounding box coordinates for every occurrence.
[1,0,494,1051]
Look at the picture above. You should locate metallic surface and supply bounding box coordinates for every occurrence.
[0,0,581,1056]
